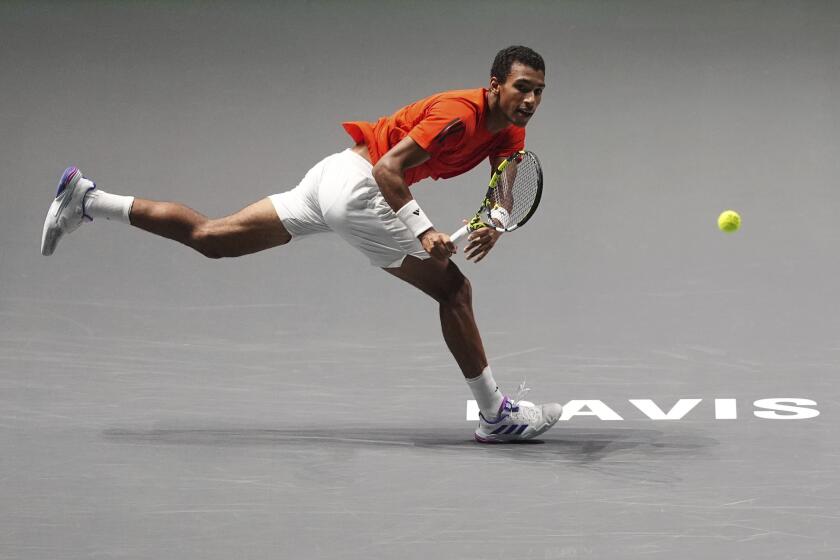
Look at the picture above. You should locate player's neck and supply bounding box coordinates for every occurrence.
[484,90,509,134]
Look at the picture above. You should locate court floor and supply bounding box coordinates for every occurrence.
[2,290,838,559]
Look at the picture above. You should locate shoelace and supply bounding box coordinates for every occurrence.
[509,379,543,423]
[510,379,531,406]
[495,380,532,414]
[482,380,535,423]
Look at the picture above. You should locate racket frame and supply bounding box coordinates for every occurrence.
[450,150,543,244]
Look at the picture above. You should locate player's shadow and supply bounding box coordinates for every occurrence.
[103,424,716,466]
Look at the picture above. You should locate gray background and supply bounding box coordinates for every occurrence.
[2,1,839,558]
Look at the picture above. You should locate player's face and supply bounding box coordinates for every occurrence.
[492,62,545,127]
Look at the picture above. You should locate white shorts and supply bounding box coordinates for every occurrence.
[269,149,428,268]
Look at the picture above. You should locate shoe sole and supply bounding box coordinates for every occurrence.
[474,419,558,444]
[41,167,82,256]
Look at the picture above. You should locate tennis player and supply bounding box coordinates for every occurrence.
[40,45,561,443]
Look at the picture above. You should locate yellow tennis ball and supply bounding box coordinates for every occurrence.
[718,210,741,233]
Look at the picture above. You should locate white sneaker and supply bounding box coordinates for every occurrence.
[41,166,96,256]
[474,384,562,443]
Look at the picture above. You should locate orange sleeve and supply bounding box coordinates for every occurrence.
[343,122,366,145]
[491,125,526,159]
[407,99,474,157]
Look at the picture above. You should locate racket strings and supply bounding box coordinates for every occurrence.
[487,153,542,227]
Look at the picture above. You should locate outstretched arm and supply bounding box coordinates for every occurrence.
[373,136,456,261]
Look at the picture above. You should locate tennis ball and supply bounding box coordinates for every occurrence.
[717,210,741,233]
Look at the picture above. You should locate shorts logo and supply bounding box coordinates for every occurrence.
[412,209,421,216]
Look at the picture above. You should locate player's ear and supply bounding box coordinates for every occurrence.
[489,76,501,95]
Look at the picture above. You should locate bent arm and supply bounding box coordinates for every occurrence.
[372,136,456,260]
[372,136,431,215]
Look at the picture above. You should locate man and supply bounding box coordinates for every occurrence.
[40,45,561,443]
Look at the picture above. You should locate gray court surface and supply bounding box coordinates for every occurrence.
[3,1,840,559]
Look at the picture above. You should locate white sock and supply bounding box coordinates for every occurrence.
[83,188,134,224]
[466,366,505,419]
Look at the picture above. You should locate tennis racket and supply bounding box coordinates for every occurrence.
[450,150,543,244]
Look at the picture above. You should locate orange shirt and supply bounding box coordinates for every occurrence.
[342,88,525,187]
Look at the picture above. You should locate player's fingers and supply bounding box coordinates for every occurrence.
[427,241,440,258]
[475,237,497,261]
[470,251,486,262]
[439,241,456,260]
[474,248,489,262]
[467,243,485,260]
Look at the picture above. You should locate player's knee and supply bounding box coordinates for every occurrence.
[439,268,472,309]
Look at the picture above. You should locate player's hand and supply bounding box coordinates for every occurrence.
[419,229,456,261]
[465,225,502,262]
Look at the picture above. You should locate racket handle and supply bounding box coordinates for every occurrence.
[450,225,469,244]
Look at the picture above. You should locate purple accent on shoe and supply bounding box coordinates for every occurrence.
[514,425,528,435]
[474,433,496,444]
[501,396,521,414]
[478,396,513,424]
[56,166,79,197]
[491,425,509,435]
[503,425,520,435]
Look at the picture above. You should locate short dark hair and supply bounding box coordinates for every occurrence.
[491,46,545,83]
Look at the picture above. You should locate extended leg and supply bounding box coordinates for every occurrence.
[385,255,486,379]
[41,165,291,258]
[385,255,562,443]
[130,197,291,258]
